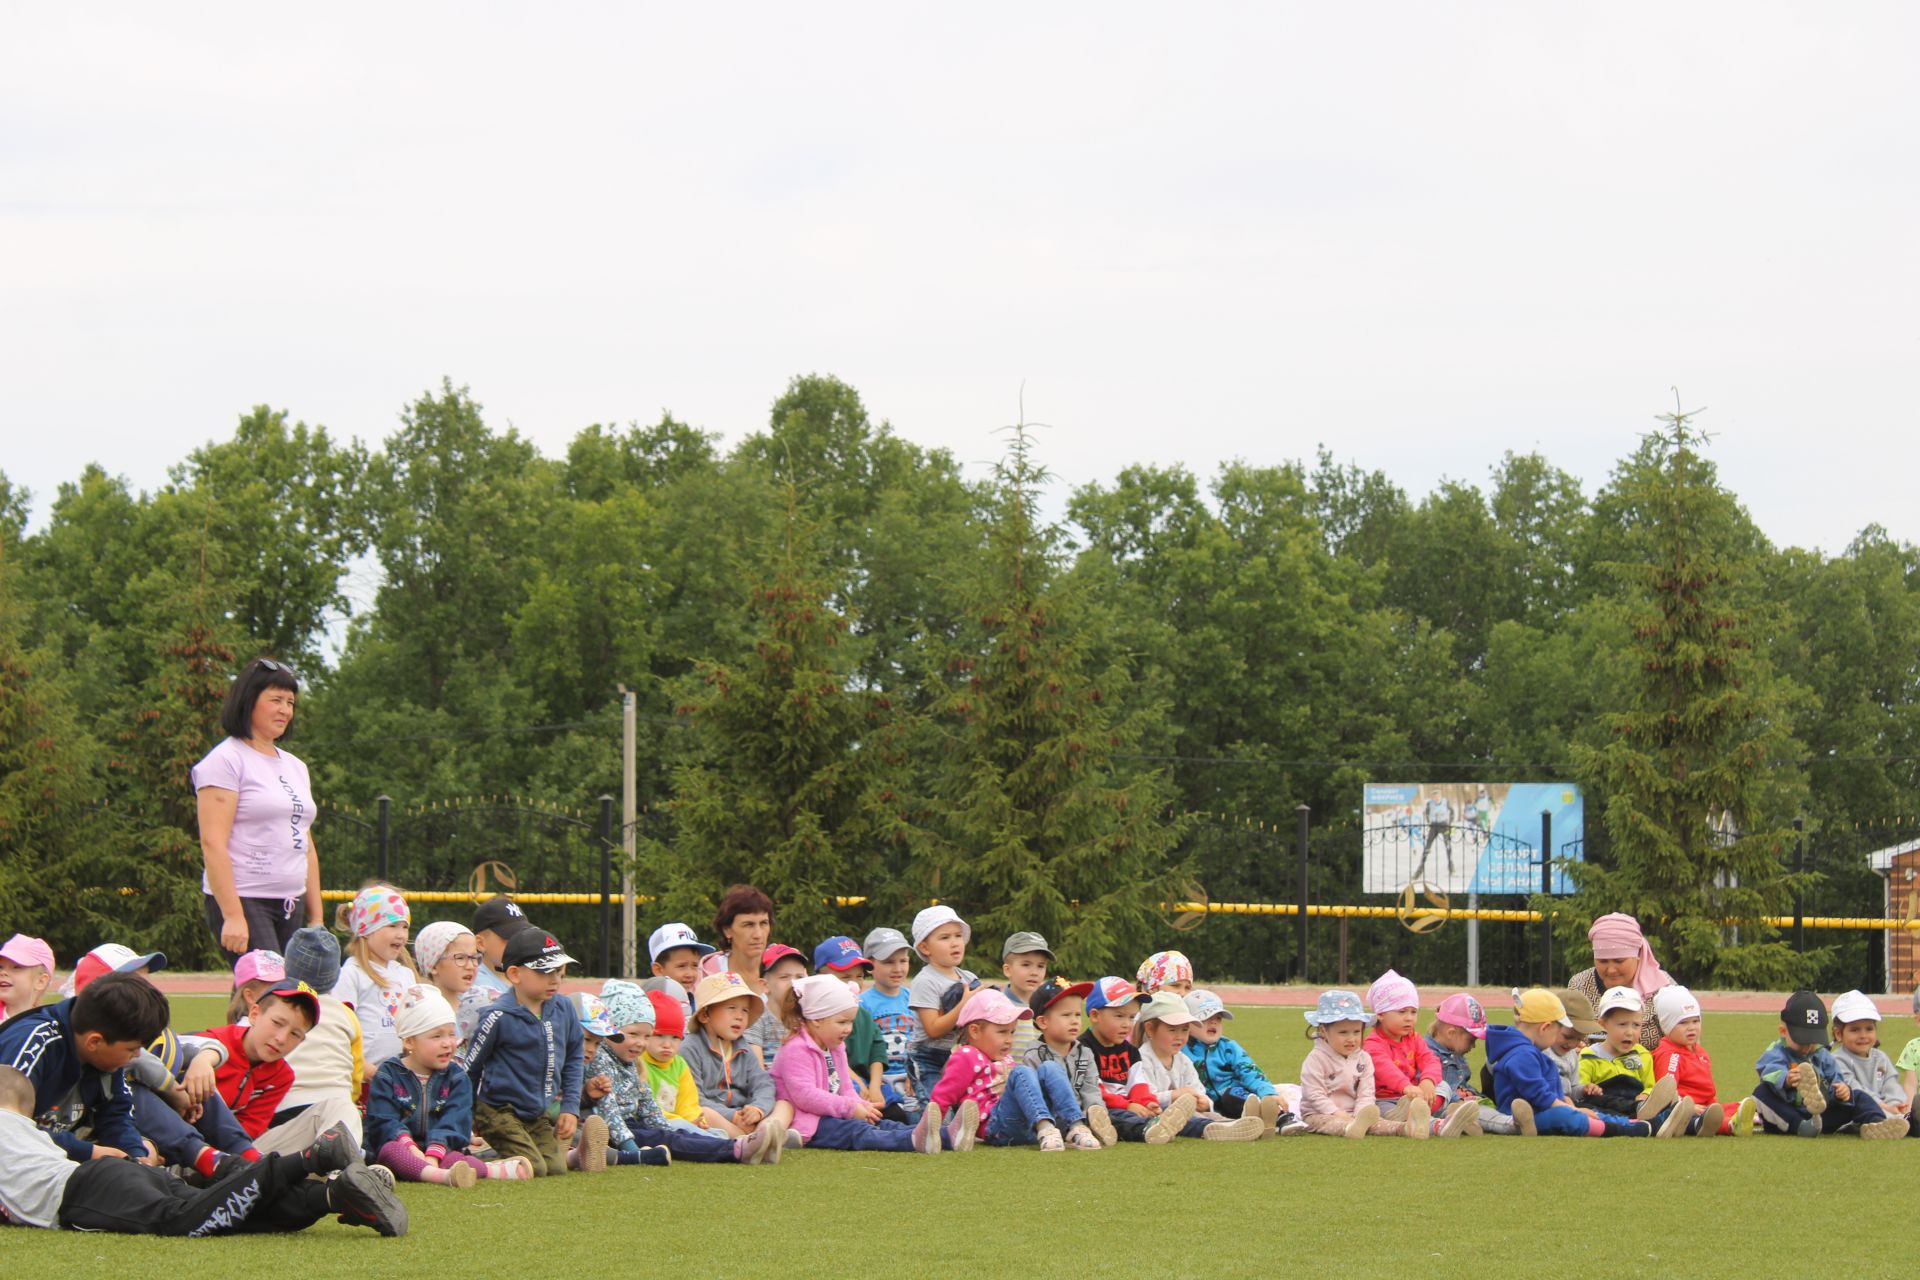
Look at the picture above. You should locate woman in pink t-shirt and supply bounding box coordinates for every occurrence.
[192,658,324,964]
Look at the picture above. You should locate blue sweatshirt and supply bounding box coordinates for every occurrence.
[1181,1035,1278,1102]
[0,998,142,1161]
[364,1057,476,1152]
[1755,1038,1845,1094]
[456,990,583,1122]
[1486,1024,1565,1114]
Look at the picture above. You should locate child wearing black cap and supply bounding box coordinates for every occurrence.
[1753,990,1909,1138]
[461,895,533,1044]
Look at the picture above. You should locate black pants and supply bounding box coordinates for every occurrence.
[59,1152,329,1237]
[203,894,307,969]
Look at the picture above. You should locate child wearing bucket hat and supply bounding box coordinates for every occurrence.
[1364,970,1470,1136]
[1823,990,1912,1135]
[332,884,419,1074]
[771,975,942,1154]
[1299,990,1424,1139]
[1127,992,1263,1142]
[682,971,793,1140]
[906,906,978,1108]
[1650,985,1754,1137]
[930,988,1102,1152]
[366,986,525,1186]
[1181,990,1303,1135]
[1488,989,1652,1138]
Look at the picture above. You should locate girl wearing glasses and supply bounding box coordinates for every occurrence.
[415,922,483,1043]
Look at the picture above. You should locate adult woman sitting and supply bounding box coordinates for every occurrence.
[710,884,784,1068]
[193,658,323,966]
[1567,912,1675,1051]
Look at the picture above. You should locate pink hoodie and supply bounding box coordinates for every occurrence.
[1298,1039,1377,1119]
[769,1026,861,1142]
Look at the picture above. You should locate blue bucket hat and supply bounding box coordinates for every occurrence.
[1304,989,1375,1027]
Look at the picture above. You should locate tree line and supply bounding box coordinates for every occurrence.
[2,376,1916,984]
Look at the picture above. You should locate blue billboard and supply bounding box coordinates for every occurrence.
[1362,782,1583,895]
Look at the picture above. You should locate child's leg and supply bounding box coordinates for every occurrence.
[474,1101,547,1173]
[909,1047,949,1108]
[437,1148,492,1177]
[377,1138,451,1183]
[1303,1111,1354,1136]
[1212,1093,1247,1119]
[1035,1062,1086,1128]
[58,1150,328,1236]
[808,1116,920,1152]
[528,1116,566,1175]
[255,1095,364,1158]
[1107,1106,1149,1142]
[1751,1080,1815,1134]
[985,1069,1051,1146]
[629,1122,746,1163]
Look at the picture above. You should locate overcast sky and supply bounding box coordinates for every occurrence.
[5,5,1915,554]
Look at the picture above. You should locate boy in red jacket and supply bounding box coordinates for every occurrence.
[181,982,322,1142]
[1650,986,1755,1137]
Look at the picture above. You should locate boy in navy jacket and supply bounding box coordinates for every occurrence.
[456,928,592,1176]
[1488,988,1650,1138]
[0,973,166,1161]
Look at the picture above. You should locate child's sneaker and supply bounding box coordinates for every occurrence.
[1794,1068,1827,1117]
[365,1163,396,1191]
[758,1116,787,1164]
[1860,1115,1910,1140]
[576,1114,610,1172]
[1694,1103,1725,1137]
[486,1156,534,1179]
[301,1123,359,1176]
[1201,1115,1264,1141]
[1622,1119,1654,1137]
[950,1100,979,1153]
[916,1103,943,1156]
[1637,1075,1679,1121]
[327,1165,409,1237]
[1437,1099,1476,1138]
[1278,1113,1310,1136]
[1509,1098,1537,1137]
[1144,1094,1196,1144]
[1655,1096,1696,1138]
[1254,1094,1283,1134]
[1403,1096,1431,1139]
[1038,1123,1065,1152]
[1086,1106,1117,1147]
[637,1146,672,1166]
[1065,1123,1103,1151]
[1727,1096,1756,1138]
[734,1124,777,1165]
[1343,1104,1380,1140]
[445,1160,478,1188]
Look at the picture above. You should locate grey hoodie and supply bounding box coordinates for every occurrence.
[681,1029,776,1114]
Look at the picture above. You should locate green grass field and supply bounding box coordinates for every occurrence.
[11,995,1920,1278]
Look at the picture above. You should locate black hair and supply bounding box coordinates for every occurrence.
[71,973,170,1045]
[219,658,300,741]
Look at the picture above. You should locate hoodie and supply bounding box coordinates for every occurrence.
[456,989,584,1122]
[1486,1024,1566,1114]
[1182,1035,1278,1103]
[0,998,141,1160]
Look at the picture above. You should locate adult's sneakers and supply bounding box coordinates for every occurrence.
[327,1165,408,1237]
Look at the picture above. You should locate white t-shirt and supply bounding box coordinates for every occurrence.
[190,737,314,899]
[0,1110,79,1229]
[333,955,412,1070]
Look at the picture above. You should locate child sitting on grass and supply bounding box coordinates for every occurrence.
[1577,986,1691,1137]
[773,975,941,1153]
[1827,990,1912,1135]
[860,927,918,1116]
[813,937,892,1110]
[1000,932,1052,1059]
[1423,993,1485,1112]
[1299,989,1420,1139]
[0,935,55,1023]
[637,987,708,1133]
[1754,990,1906,1138]
[0,1067,405,1237]
[0,971,166,1161]
[268,926,365,1149]
[367,986,528,1185]
[1080,976,1194,1143]
[1181,989,1303,1135]
[1650,986,1753,1137]
[932,988,1101,1152]
[1489,989,1649,1138]
[1542,988,1600,1098]
[1022,979,1117,1145]
[1365,970,1473,1135]
[1129,992,1264,1141]
[332,885,418,1074]
[180,981,330,1157]
[682,971,789,1138]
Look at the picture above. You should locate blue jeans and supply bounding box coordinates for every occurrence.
[982,1063,1084,1146]
[1754,1080,1887,1134]
[132,1084,256,1164]
[807,1116,919,1152]
[909,1047,949,1108]
[626,1124,739,1163]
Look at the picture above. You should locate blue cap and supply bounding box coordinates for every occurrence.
[813,936,873,972]
[1304,990,1375,1027]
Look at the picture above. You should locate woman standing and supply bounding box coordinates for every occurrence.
[193,658,323,965]
[1566,912,1675,1052]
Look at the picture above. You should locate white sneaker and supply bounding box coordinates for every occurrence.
[1201,1115,1264,1142]
[1344,1104,1380,1140]
[918,1104,943,1155]
[1437,1099,1476,1138]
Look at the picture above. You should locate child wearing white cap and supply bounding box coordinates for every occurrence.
[1650,985,1754,1137]
[905,906,978,1108]
[1577,986,1692,1137]
[1828,990,1912,1134]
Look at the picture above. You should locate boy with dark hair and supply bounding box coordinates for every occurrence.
[457,927,592,1176]
[1021,978,1117,1145]
[0,1067,403,1236]
[0,971,167,1161]
[460,895,533,1043]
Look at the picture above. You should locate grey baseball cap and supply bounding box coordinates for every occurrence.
[1002,931,1054,961]
[863,927,912,961]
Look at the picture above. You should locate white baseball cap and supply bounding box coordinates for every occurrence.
[647,922,715,964]
[1831,989,1882,1026]
[1596,986,1643,1018]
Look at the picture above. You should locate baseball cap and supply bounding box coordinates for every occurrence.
[1830,989,1880,1027]
[647,922,714,964]
[233,950,286,987]
[501,928,576,974]
[67,944,167,996]
[692,971,766,1023]
[863,927,911,962]
[471,895,534,939]
[571,992,626,1041]
[956,988,1033,1026]
[911,905,970,949]
[1553,987,1604,1037]
[1136,991,1197,1027]
[0,934,55,972]
[1596,986,1643,1018]
[1433,993,1488,1039]
[1084,976,1144,1013]
[1184,989,1233,1023]
[1512,987,1572,1028]
[760,943,807,974]
[1783,990,1829,1045]
[258,979,321,1025]
[1001,931,1054,961]
[1029,978,1094,1015]
[813,936,873,973]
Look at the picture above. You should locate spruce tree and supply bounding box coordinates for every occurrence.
[921,425,1185,977]
[1570,401,1807,987]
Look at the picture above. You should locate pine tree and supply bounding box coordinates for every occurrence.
[1570,400,1808,987]
[920,424,1186,977]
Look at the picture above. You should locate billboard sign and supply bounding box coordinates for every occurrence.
[1362,782,1583,895]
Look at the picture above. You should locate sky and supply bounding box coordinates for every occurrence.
[4,4,1916,554]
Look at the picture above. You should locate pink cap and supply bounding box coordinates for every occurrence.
[1433,993,1488,1039]
[957,988,1034,1026]
[0,934,55,972]
[233,950,287,987]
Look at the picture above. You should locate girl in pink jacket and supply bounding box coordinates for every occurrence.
[770,975,941,1153]
[1365,969,1476,1136]
[1298,989,1429,1140]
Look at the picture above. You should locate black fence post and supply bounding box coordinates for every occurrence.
[376,795,391,884]
[1296,805,1311,984]
[1540,810,1553,985]
[599,795,616,978]
[1793,815,1805,953]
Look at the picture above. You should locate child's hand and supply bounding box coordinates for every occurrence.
[1581,1083,1602,1097]
[1833,1080,1852,1102]
[90,1145,128,1160]
[1127,1102,1157,1118]
[1190,1091,1212,1112]
[585,1075,611,1101]
[1634,1091,1648,1103]
[734,1105,765,1129]
[1417,1081,1438,1103]
[555,1113,578,1141]
[851,1098,883,1124]
[183,1050,220,1103]
[139,1140,164,1167]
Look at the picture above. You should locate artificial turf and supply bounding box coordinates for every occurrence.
[9,995,1919,1278]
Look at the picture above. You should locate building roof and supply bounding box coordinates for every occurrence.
[1866,838,1920,873]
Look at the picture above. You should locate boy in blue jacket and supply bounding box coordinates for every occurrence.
[0,972,167,1161]
[457,927,600,1176]
[1754,990,1909,1138]
[1181,990,1305,1135]
[1487,988,1651,1138]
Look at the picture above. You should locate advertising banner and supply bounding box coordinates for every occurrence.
[1361,782,1583,895]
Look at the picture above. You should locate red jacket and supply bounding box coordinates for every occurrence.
[199,1024,294,1139]
[1363,1028,1441,1098]
[1652,1035,1717,1106]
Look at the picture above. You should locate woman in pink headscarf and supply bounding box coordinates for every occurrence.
[1568,913,1674,1051]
